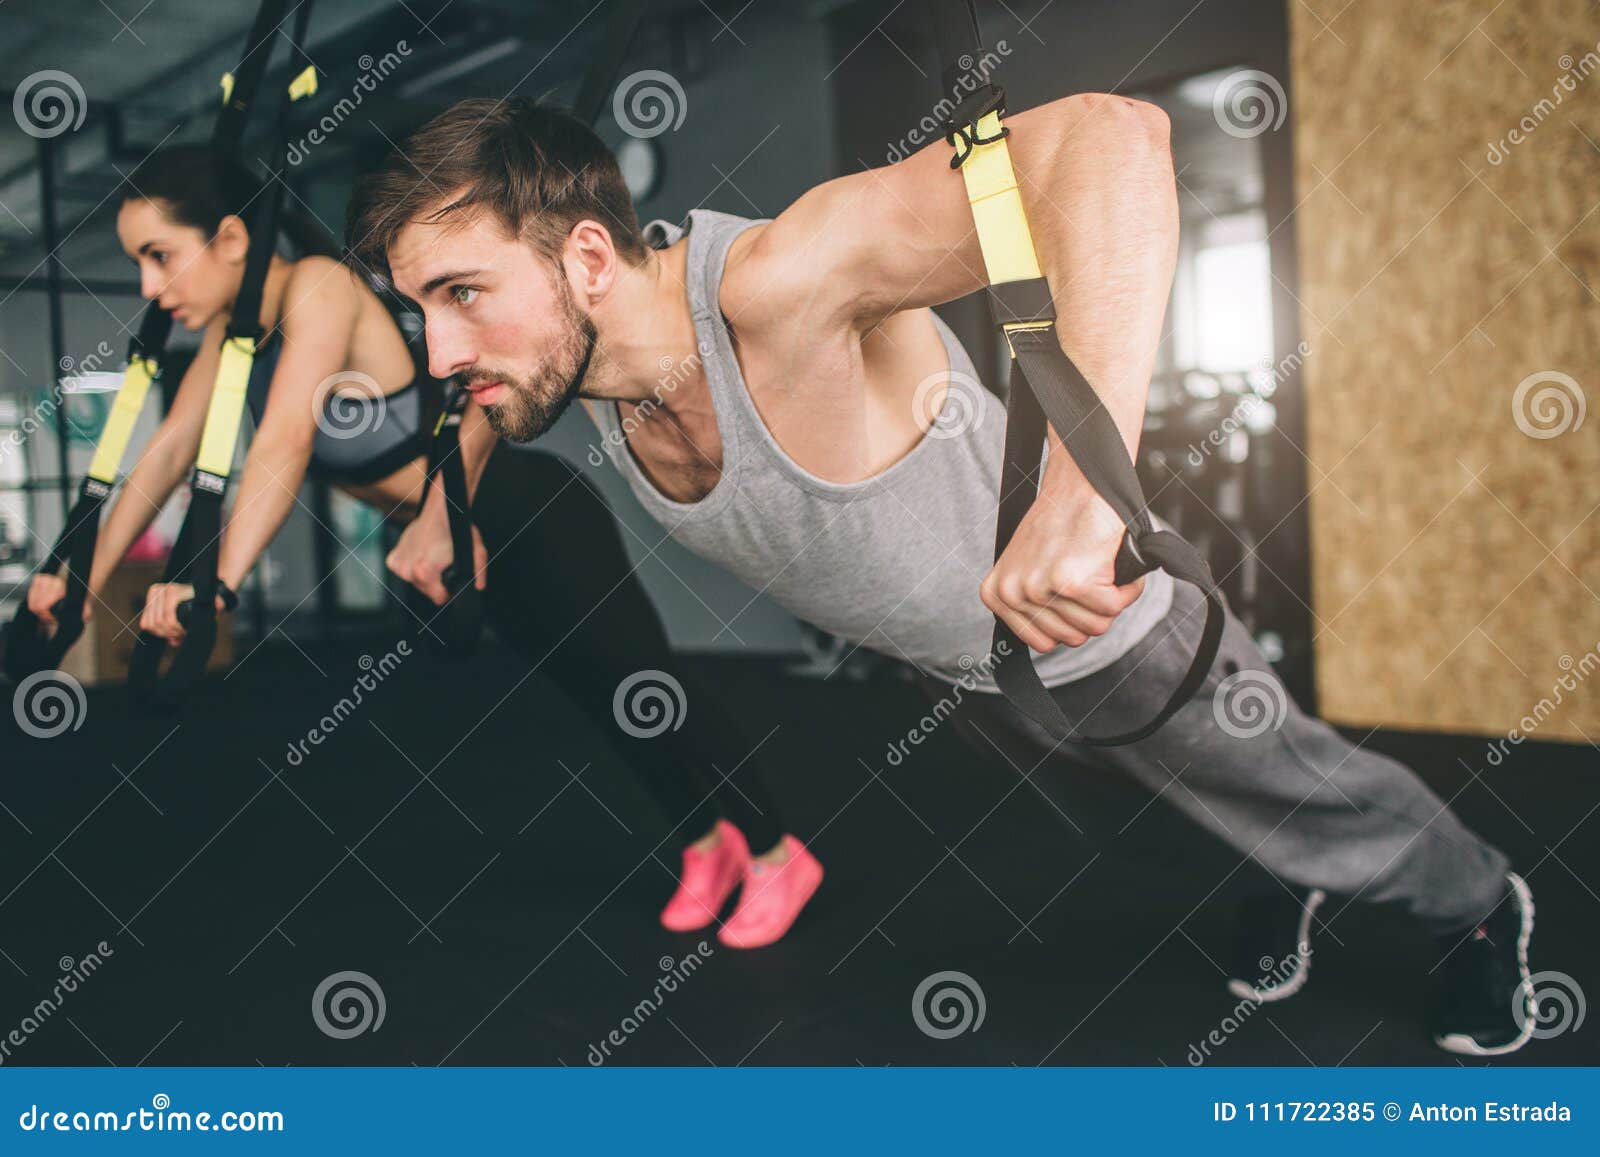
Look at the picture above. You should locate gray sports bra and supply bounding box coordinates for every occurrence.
[243,297,438,486]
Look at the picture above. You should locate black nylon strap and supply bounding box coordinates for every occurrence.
[131,300,173,363]
[1005,324,1151,535]
[431,393,476,575]
[575,0,652,125]
[212,0,292,153]
[226,0,313,337]
[988,313,1226,746]
[129,0,315,708]
[2,277,175,682]
[987,278,1055,327]
[405,386,483,658]
[1,482,107,682]
[928,0,983,96]
[127,488,224,710]
[923,0,1226,745]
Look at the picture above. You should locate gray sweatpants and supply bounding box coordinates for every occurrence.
[923,582,1510,937]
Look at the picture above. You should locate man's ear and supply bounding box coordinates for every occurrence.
[565,219,617,304]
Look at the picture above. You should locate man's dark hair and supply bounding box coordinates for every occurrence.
[348,97,648,277]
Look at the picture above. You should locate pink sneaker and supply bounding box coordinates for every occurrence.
[717,835,824,949]
[660,820,750,932]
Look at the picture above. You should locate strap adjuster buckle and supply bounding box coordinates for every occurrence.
[942,84,1009,169]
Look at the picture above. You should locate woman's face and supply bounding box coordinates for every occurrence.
[115,198,246,331]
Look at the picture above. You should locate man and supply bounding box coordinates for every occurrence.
[351,95,1536,1055]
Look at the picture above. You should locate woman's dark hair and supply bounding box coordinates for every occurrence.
[120,144,341,259]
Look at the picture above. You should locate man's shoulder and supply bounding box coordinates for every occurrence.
[717,218,777,322]
[715,180,880,338]
[719,213,857,339]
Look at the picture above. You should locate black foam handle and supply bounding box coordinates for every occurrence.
[128,598,219,712]
[2,601,85,684]
[127,491,224,712]
[1,483,108,683]
[406,564,485,659]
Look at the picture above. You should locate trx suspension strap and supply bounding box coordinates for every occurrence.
[404,384,484,657]
[931,0,1225,746]
[2,307,172,682]
[2,0,295,685]
[412,0,652,659]
[128,0,318,707]
[576,0,653,125]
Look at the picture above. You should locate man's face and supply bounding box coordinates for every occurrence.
[388,207,596,441]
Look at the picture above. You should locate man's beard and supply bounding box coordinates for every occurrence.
[471,282,597,443]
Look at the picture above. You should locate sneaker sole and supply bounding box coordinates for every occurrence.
[1226,888,1327,1004]
[1433,871,1537,1056]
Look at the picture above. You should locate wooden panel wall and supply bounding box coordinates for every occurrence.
[1291,1,1600,740]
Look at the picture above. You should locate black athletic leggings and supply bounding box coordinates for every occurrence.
[460,443,783,853]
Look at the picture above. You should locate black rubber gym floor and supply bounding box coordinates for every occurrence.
[2,630,1595,1067]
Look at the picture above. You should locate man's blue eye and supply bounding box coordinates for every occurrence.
[453,286,478,306]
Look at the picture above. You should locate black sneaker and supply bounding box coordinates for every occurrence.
[1428,872,1537,1056]
[1226,886,1327,1003]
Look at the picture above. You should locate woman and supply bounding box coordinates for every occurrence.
[25,145,823,949]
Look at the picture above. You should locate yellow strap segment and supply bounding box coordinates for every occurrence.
[195,336,256,478]
[192,65,314,483]
[85,356,157,484]
[288,65,318,101]
[954,110,1043,289]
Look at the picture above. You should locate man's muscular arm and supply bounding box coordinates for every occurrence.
[729,92,1179,651]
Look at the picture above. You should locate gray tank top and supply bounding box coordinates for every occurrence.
[591,209,1172,690]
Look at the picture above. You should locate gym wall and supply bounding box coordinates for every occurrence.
[560,4,836,657]
[1291,1,1600,741]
